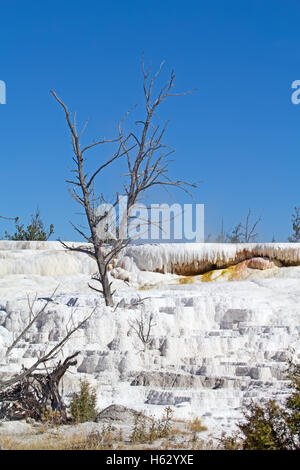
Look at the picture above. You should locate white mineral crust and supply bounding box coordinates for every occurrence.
[0,241,299,439]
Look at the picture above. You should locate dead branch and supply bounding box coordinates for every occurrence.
[0,297,98,421]
[0,216,17,221]
[0,305,97,390]
[113,296,151,312]
[6,286,59,357]
[120,55,197,213]
[0,352,80,421]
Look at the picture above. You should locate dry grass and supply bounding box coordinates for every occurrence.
[172,418,186,423]
[0,430,117,450]
[188,417,208,433]
[0,412,215,450]
[0,431,217,450]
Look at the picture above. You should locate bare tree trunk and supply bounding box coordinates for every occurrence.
[93,245,114,307]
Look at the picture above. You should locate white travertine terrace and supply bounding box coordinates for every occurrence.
[0,241,96,276]
[0,240,299,438]
[1,241,300,276]
[122,243,300,274]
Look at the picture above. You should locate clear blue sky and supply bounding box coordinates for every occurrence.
[1,0,300,242]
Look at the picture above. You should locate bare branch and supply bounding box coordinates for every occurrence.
[0,305,97,390]
[6,286,59,357]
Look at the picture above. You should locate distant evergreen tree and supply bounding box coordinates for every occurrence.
[5,209,54,241]
[288,206,300,242]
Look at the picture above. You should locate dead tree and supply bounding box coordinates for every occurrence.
[50,90,130,307]
[242,209,262,243]
[226,209,262,243]
[0,293,97,421]
[128,311,157,352]
[51,56,196,307]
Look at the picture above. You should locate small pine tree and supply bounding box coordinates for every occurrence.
[288,206,300,242]
[5,208,54,241]
[222,363,300,450]
[159,406,174,438]
[70,380,98,423]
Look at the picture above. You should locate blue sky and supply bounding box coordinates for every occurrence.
[1,0,300,241]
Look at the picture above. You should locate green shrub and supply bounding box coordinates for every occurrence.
[70,380,98,423]
[288,206,300,242]
[5,208,54,241]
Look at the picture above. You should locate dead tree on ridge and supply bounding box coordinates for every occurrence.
[226,209,262,243]
[51,56,196,307]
